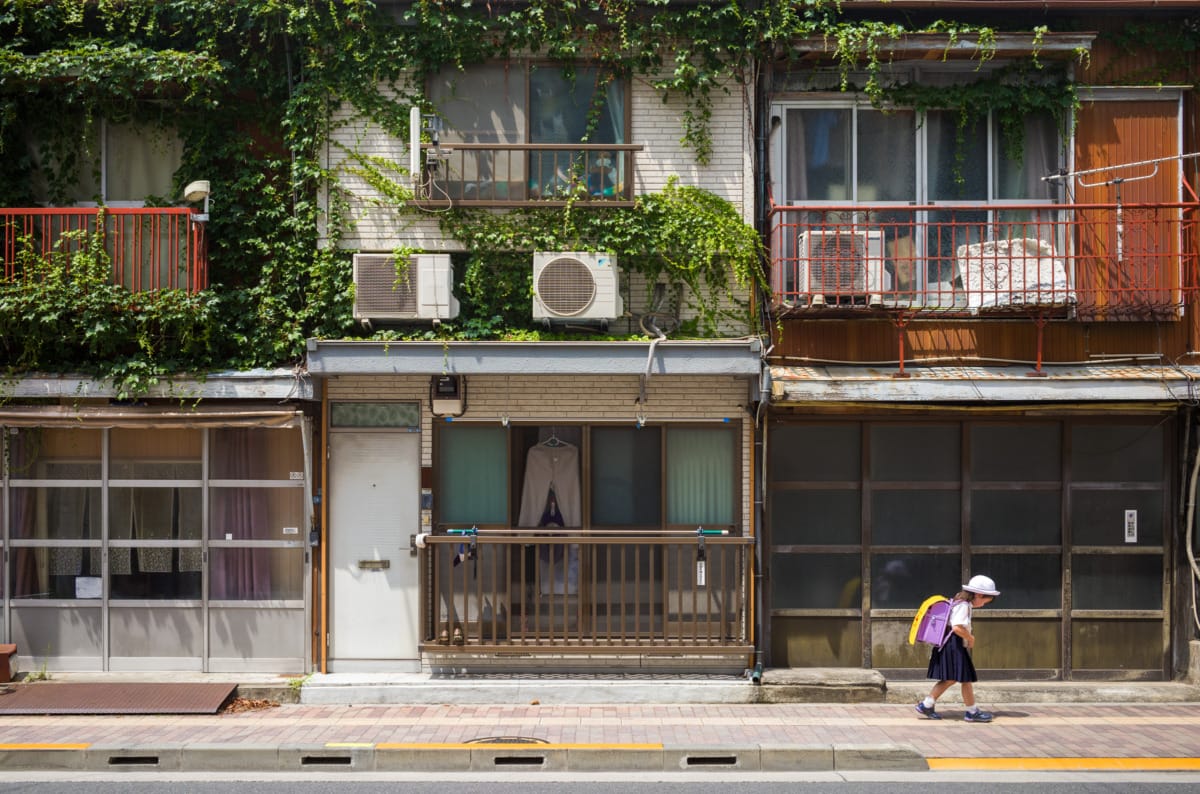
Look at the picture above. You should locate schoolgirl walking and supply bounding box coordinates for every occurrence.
[915,574,1000,723]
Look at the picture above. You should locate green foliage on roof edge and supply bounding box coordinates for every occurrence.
[0,0,1138,398]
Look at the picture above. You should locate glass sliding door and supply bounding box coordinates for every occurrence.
[2,422,309,673]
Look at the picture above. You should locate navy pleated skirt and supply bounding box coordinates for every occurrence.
[926,633,978,683]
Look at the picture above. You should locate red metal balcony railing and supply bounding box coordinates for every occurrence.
[1,207,208,292]
[769,202,1200,321]
[414,143,641,207]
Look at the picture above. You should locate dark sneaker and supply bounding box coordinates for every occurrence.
[964,709,994,723]
[915,702,941,720]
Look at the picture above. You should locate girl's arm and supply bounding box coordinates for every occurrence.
[951,623,975,649]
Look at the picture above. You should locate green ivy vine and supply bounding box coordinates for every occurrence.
[0,0,1184,395]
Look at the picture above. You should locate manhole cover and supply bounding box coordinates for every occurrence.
[466,736,549,745]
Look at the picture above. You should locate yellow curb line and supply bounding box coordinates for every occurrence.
[929,757,1200,771]
[0,743,92,751]
[374,742,664,751]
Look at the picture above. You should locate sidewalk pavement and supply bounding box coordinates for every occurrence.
[2,693,1199,773]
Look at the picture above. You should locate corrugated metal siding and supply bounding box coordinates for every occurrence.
[1079,17,1198,87]
[1074,96,1182,320]
[770,319,1190,363]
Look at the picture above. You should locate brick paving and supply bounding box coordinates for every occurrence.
[1,703,1198,760]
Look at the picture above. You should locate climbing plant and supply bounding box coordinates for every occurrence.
[0,0,1162,392]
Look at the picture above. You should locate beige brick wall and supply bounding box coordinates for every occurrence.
[630,69,752,224]
[326,374,755,531]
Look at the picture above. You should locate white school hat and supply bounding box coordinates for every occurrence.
[963,574,1000,596]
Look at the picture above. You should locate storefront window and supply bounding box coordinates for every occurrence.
[971,490,1061,544]
[210,547,304,601]
[1073,554,1162,610]
[970,553,1061,609]
[591,427,661,526]
[771,489,860,545]
[666,427,735,526]
[772,552,861,609]
[438,425,508,525]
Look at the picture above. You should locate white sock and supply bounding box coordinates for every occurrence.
[923,697,935,708]
[966,705,979,714]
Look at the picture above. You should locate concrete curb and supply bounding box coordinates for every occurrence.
[0,743,929,773]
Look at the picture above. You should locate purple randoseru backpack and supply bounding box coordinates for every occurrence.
[909,595,955,648]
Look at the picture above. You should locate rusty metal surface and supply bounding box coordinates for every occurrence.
[0,682,236,715]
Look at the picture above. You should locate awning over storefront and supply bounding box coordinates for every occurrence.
[0,405,306,428]
[306,339,765,378]
[770,362,1200,404]
[8,368,314,401]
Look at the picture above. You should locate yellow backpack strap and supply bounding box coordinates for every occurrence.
[909,594,950,645]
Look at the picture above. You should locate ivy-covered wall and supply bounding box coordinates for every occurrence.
[0,1,1195,396]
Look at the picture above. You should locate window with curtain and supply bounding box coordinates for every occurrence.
[31,119,182,206]
[666,427,736,527]
[776,84,1065,306]
[591,427,662,526]
[437,425,508,525]
[435,423,739,532]
[782,106,916,203]
[430,62,628,200]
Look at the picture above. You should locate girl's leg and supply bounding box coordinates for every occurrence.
[960,682,975,708]
[929,679,956,701]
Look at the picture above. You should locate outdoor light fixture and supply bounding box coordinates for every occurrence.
[183,179,211,222]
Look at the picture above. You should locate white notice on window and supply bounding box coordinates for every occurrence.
[76,576,102,599]
[1124,509,1138,543]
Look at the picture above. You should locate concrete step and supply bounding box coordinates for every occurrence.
[885,679,1200,705]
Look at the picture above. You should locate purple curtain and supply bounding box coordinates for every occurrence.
[10,432,40,597]
[209,428,272,600]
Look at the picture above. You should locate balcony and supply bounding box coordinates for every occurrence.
[1,207,208,292]
[414,143,641,207]
[769,202,1200,321]
[422,531,753,655]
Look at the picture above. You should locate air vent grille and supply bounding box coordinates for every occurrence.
[536,256,597,316]
[807,233,866,292]
[356,255,417,315]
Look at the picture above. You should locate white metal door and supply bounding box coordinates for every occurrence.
[329,430,421,671]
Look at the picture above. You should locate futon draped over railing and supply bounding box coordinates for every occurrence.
[769,201,1199,320]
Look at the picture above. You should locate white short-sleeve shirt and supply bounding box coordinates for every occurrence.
[950,600,972,630]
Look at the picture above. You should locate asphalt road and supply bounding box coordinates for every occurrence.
[4,773,1200,793]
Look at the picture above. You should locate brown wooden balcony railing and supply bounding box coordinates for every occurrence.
[768,202,1200,321]
[422,530,753,654]
[1,207,208,292]
[415,143,641,207]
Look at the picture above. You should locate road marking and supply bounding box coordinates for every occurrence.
[0,743,91,750]
[929,757,1200,771]
[375,742,663,750]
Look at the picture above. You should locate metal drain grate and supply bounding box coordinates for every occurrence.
[466,736,550,745]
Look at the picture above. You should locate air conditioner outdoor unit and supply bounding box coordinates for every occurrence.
[532,251,623,322]
[795,230,887,305]
[353,253,459,323]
